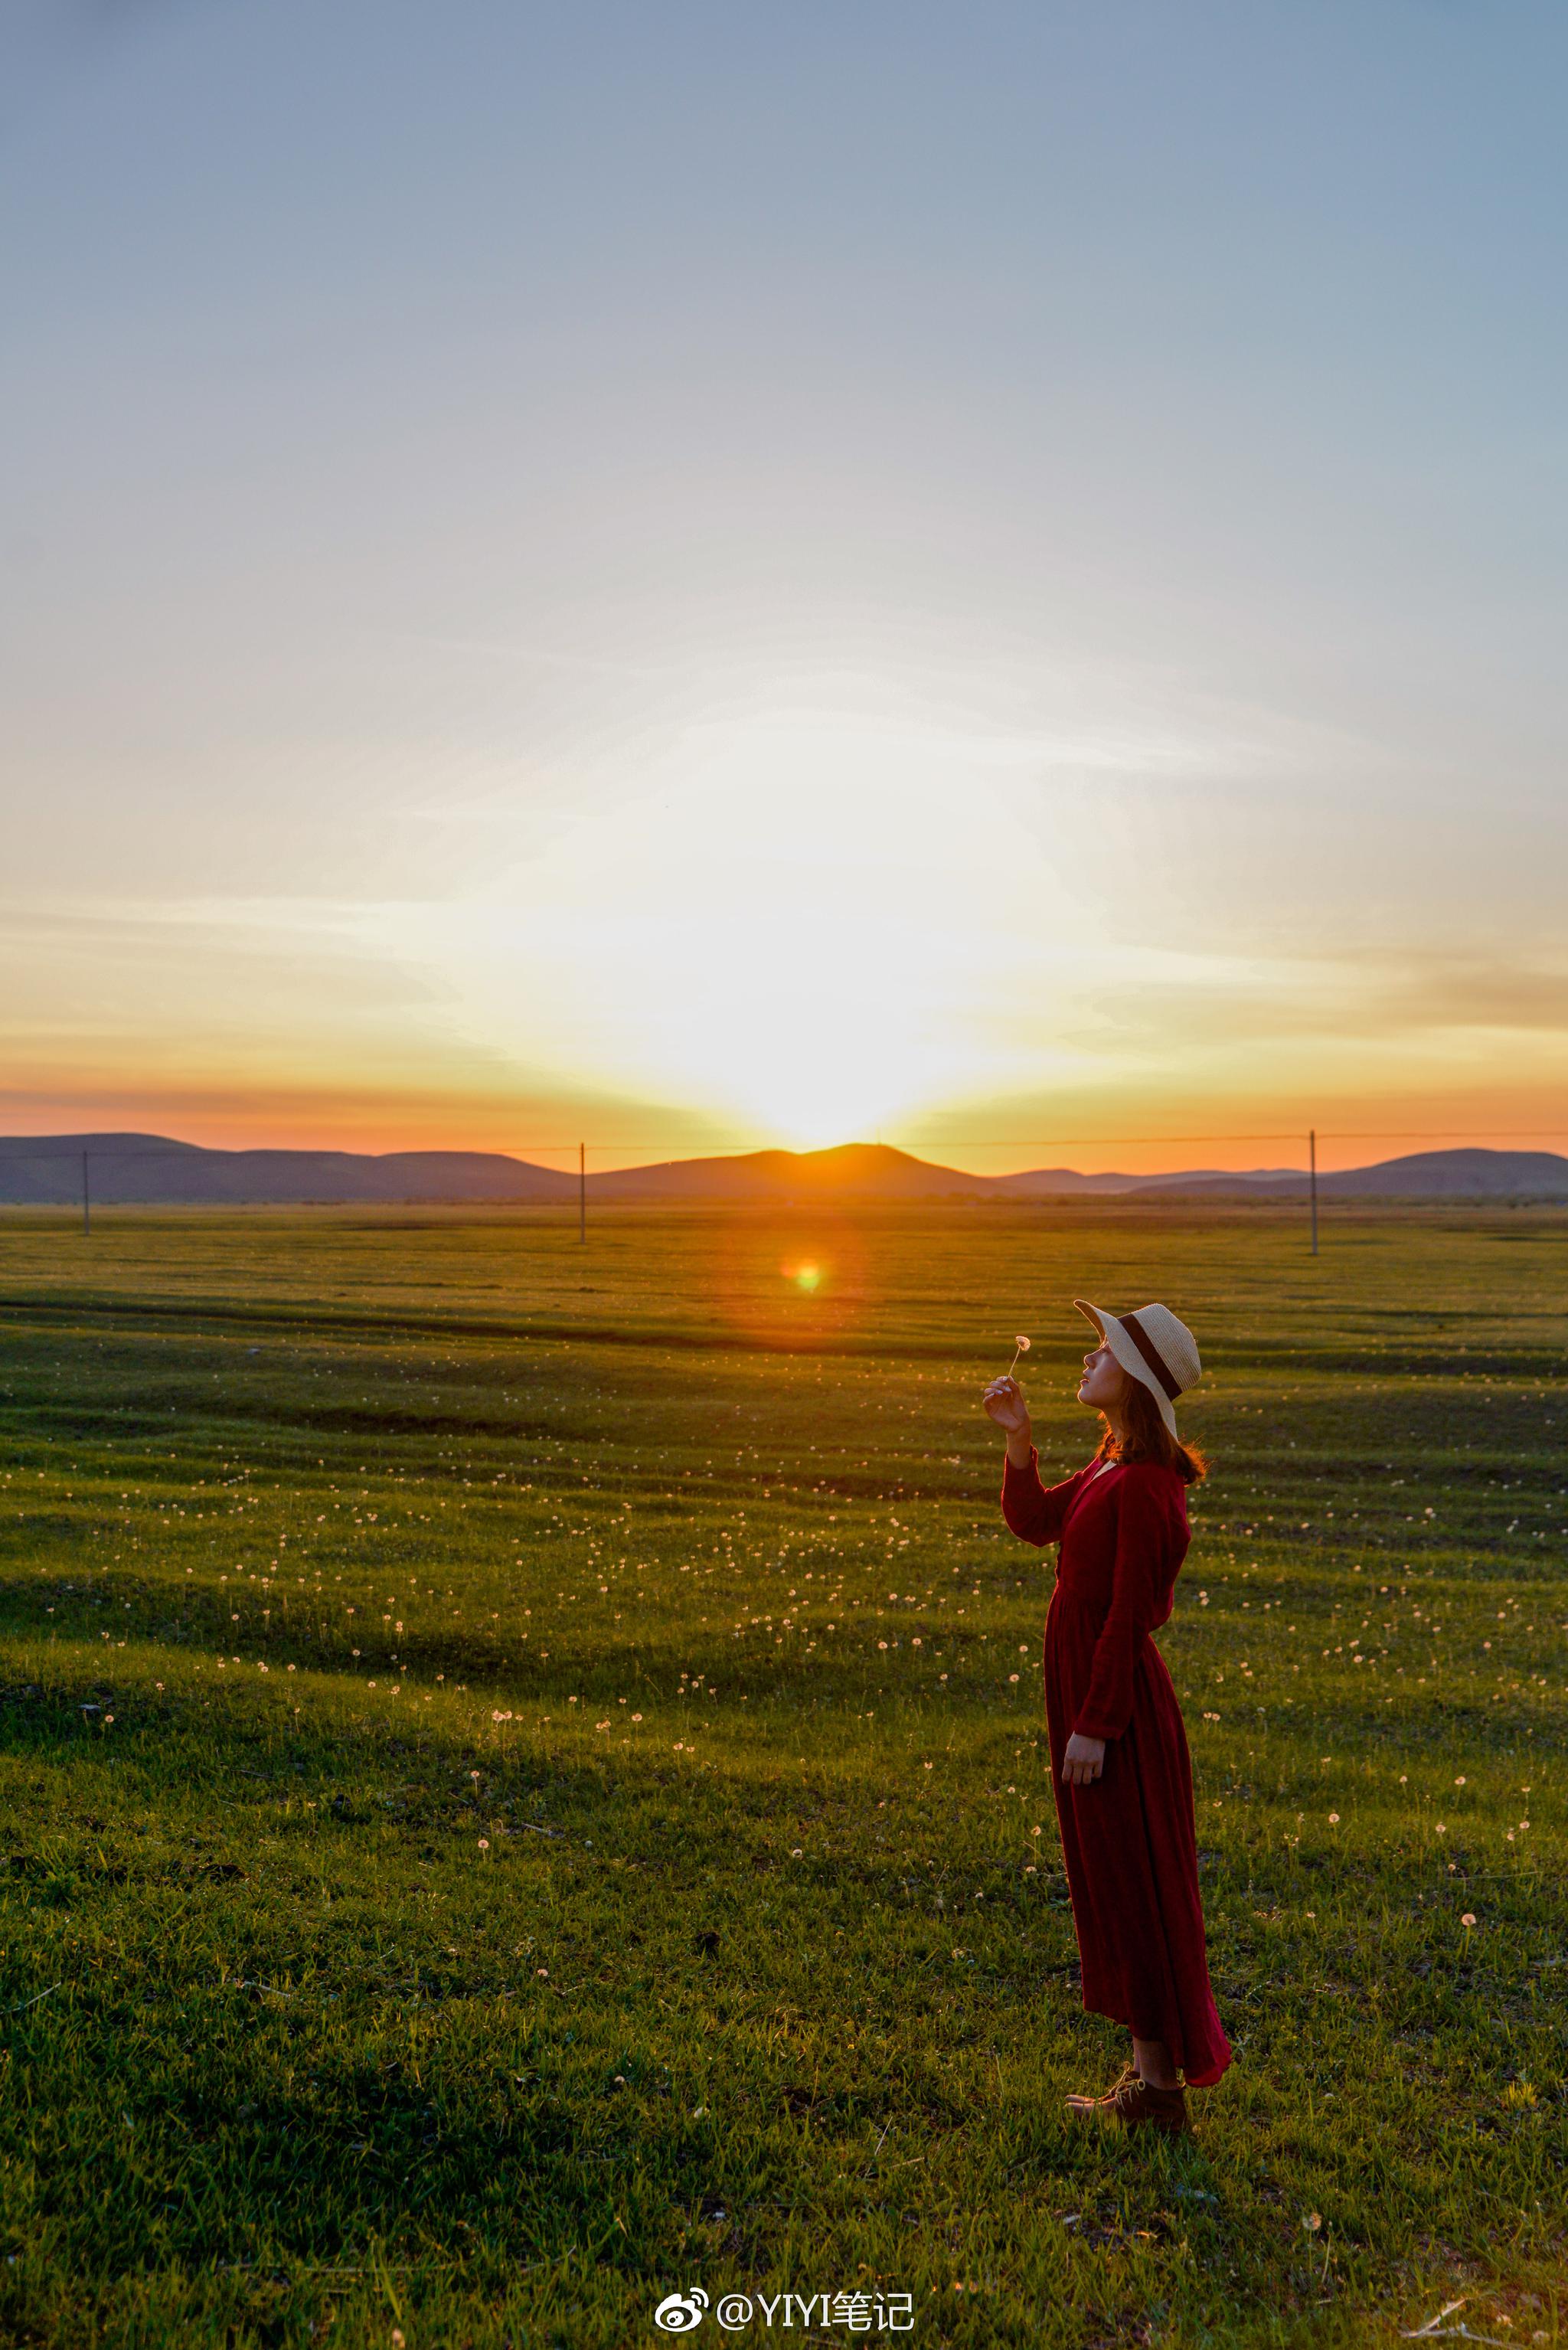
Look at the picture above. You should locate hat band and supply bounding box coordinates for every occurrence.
[1119,1310,1182,1401]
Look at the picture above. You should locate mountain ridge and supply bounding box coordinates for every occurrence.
[2,1133,1565,1204]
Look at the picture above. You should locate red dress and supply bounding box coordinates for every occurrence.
[1002,1447,1231,2087]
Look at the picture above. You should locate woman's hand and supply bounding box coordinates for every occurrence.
[982,1374,1031,1438]
[1060,1731,1106,1786]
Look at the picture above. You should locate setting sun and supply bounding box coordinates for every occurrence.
[383,694,1106,1152]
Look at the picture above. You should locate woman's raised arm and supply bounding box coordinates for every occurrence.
[985,1375,1089,1546]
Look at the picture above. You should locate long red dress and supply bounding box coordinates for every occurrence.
[1002,1446,1232,2087]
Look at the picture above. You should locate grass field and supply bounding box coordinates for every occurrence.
[0,1201,1563,2349]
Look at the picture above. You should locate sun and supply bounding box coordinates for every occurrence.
[412,684,1099,1151]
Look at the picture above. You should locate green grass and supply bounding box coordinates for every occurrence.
[0,1201,1563,2348]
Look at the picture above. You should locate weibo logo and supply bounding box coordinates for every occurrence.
[654,2287,710,2332]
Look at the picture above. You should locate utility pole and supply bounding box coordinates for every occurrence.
[82,1149,90,1238]
[579,1142,586,1244]
[1308,1128,1318,1257]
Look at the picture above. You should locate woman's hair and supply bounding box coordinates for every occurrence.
[1096,1371,1207,1485]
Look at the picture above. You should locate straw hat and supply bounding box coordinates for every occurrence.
[1072,1298,1201,1438]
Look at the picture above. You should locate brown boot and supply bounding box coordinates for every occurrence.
[1064,2061,1138,2116]
[1103,2074,1191,2136]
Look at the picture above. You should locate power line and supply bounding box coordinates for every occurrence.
[893,1129,1568,1149]
[1276,1128,1568,1141]
[517,1128,1568,1154]
[895,1133,1308,1149]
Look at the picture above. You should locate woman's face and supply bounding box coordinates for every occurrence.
[1077,1342,1129,1411]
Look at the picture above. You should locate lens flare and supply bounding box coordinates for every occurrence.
[782,1259,822,1293]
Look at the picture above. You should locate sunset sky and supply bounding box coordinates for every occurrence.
[5,2,1566,1174]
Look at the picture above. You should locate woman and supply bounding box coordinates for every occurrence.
[983,1298,1231,2136]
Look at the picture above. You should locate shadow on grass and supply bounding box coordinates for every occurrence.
[0,1657,1135,2324]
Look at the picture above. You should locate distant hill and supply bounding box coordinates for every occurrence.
[590,1142,982,1201]
[988,1165,1305,1197]
[1142,1149,1568,1202]
[1,1133,1563,1207]
[1323,1149,1568,1199]
[0,1133,575,1206]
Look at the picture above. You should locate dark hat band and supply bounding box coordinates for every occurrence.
[1118,1309,1182,1401]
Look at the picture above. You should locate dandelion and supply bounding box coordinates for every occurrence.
[1008,1335,1031,1378]
[1328,1812,1339,1823]
[478,1838,489,1851]
[1461,1912,1477,1929]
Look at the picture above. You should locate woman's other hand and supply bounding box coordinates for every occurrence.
[1060,1731,1106,1786]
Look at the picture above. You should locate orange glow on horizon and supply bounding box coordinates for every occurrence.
[2,1061,1566,1182]
[5,683,1566,1180]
